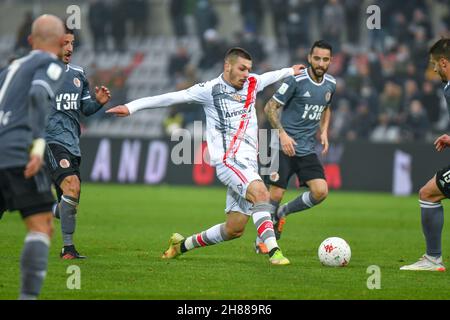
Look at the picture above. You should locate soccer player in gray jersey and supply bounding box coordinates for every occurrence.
[0,15,65,299]
[256,40,336,253]
[401,38,450,272]
[45,27,111,259]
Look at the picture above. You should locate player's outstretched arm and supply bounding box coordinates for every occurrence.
[434,134,450,152]
[258,64,306,91]
[106,89,200,117]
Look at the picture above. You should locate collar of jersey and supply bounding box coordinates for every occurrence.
[306,68,326,87]
[30,49,58,60]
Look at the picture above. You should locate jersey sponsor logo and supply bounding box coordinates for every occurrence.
[56,93,79,110]
[278,83,289,95]
[47,63,63,81]
[325,91,332,103]
[73,77,81,88]
[225,108,247,118]
[302,104,326,121]
[59,159,71,168]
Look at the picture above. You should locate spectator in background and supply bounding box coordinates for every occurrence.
[286,1,310,61]
[421,81,442,131]
[170,0,188,39]
[347,102,375,140]
[344,0,361,44]
[401,99,430,141]
[88,0,110,52]
[128,0,149,40]
[195,0,219,50]
[330,100,353,140]
[14,11,33,55]
[111,0,127,52]
[240,0,265,35]
[167,45,191,83]
[321,0,345,52]
[198,29,227,70]
[232,30,267,68]
[379,80,403,124]
[268,0,288,48]
[370,112,400,143]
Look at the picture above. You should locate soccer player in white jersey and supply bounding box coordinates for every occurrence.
[107,47,304,265]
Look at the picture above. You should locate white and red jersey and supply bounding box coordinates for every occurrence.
[126,68,294,166]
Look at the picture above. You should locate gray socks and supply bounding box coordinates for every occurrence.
[278,191,322,218]
[60,195,79,246]
[420,200,444,258]
[19,232,50,300]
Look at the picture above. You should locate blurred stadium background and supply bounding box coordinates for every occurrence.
[1,0,450,193]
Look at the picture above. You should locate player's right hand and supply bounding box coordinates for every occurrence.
[280,131,297,157]
[291,64,306,76]
[24,154,43,179]
[434,134,450,152]
[106,105,130,117]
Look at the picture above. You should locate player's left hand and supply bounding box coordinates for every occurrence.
[320,133,329,155]
[434,134,450,152]
[95,86,111,105]
[291,64,307,76]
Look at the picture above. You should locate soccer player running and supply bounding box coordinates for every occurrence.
[45,26,111,259]
[0,15,65,299]
[107,48,304,265]
[400,38,450,272]
[256,40,336,254]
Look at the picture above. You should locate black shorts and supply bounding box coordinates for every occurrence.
[45,143,81,186]
[267,151,325,189]
[436,165,450,199]
[0,167,55,218]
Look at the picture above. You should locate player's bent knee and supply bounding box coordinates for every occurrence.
[419,186,433,202]
[62,176,81,198]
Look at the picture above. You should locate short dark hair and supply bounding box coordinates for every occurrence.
[310,40,333,55]
[64,24,74,35]
[429,38,450,61]
[225,47,252,62]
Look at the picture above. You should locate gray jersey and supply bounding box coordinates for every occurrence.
[45,64,102,157]
[0,50,64,169]
[272,68,336,156]
[444,82,450,112]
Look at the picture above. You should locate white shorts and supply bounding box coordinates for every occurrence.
[216,157,262,215]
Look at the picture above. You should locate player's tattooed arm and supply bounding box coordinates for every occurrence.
[265,98,297,157]
[264,98,284,131]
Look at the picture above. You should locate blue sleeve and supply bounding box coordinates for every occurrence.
[80,73,103,116]
[272,76,297,106]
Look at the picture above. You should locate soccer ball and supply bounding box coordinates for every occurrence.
[318,237,351,267]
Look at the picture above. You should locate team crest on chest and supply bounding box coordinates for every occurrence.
[73,77,81,88]
[325,91,332,103]
[231,93,246,103]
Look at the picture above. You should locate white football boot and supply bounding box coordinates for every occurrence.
[400,254,446,272]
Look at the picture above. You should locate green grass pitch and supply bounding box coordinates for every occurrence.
[1,184,449,300]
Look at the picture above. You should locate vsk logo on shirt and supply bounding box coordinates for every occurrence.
[302,104,327,121]
[56,93,79,111]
